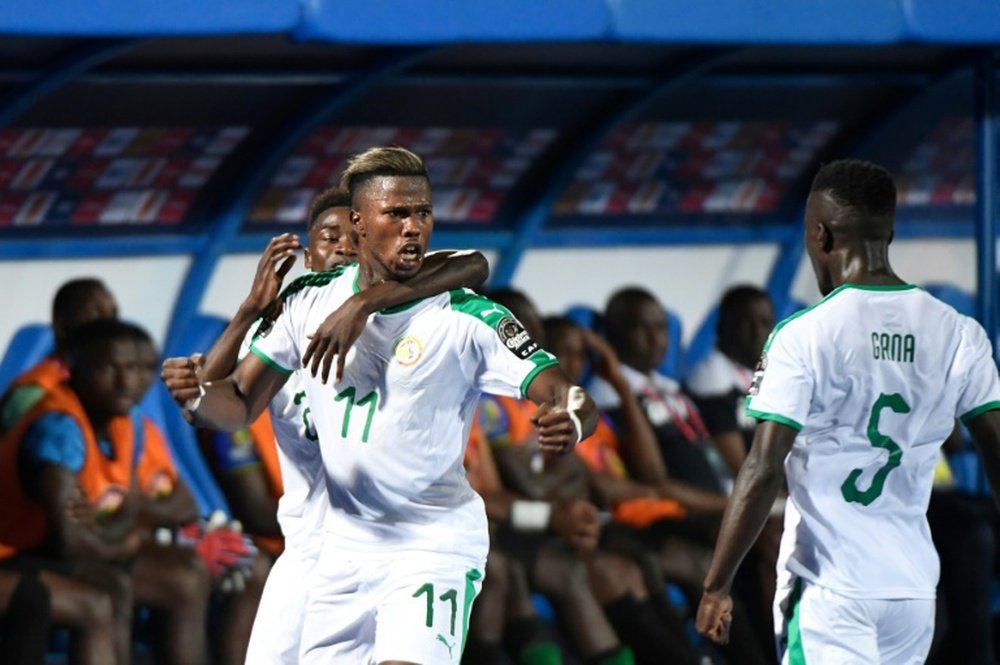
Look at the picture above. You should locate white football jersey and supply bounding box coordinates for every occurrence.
[251,264,558,560]
[747,283,1000,599]
[239,327,326,554]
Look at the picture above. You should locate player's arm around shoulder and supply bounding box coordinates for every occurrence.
[524,367,599,455]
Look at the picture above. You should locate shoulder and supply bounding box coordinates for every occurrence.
[21,412,86,471]
[446,289,512,327]
[687,349,736,395]
[278,265,351,305]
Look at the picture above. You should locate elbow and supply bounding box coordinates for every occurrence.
[469,253,490,288]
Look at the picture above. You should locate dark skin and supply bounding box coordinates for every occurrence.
[696,189,999,645]
[613,298,669,375]
[163,209,488,538]
[547,322,727,515]
[52,287,118,353]
[37,337,208,664]
[713,295,775,477]
[168,174,595,665]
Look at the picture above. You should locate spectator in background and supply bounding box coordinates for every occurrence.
[591,287,724,495]
[0,319,219,665]
[543,315,770,665]
[0,278,118,433]
[134,325,270,665]
[686,286,782,648]
[590,286,777,657]
[481,289,699,665]
[687,285,774,476]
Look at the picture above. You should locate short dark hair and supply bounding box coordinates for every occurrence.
[52,278,109,324]
[810,159,896,221]
[604,286,658,349]
[339,146,428,206]
[717,285,770,338]
[63,318,147,370]
[307,186,352,231]
[542,315,579,342]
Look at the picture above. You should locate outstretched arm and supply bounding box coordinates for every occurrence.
[167,354,288,433]
[200,234,300,381]
[696,419,795,644]
[303,250,489,383]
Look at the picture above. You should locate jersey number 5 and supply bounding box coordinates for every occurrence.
[840,392,910,506]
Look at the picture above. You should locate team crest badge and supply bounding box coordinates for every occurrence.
[393,335,423,366]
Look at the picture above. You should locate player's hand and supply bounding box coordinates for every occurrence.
[695,589,734,645]
[302,292,374,384]
[160,354,205,406]
[532,402,578,454]
[549,499,601,552]
[242,234,300,316]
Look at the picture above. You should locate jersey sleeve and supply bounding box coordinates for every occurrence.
[745,323,814,432]
[461,297,560,398]
[956,318,1000,423]
[249,293,304,377]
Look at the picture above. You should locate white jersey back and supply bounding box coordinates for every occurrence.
[251,265,558,561]
[747,283,1000,599]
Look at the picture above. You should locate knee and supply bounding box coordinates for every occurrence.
[166,552,212,608]
[483,550,510,594]
[532,550,588,599]
[78,586,115,630]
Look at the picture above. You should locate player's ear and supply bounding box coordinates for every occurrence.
[351,209,365,238]
[818,222,833,254]
[303,245,313,271]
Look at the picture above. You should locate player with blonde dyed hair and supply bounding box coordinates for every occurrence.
[172,145,598,664]
[696,159,1000,664]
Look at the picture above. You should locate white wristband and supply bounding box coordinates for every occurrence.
[566,385,586,444]
[184,383,207,414]
[510,500,552,531]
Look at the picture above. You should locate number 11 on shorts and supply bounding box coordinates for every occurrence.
[413,583,458,635]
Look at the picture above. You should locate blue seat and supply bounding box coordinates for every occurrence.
[0,323,53,393]
[155,313,234,517]
[658,308,685,381]
[564,304,600,332]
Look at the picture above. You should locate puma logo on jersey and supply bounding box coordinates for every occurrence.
[478,304,505,319]
[436,634,455,658]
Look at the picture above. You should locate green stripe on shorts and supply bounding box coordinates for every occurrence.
[786,578,807,664]
[461,568,483,655]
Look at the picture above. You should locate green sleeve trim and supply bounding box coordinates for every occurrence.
[960,400,1000,424]
[785,578,807,664]
[745,407,803,432]
[249,346,292,378]
[519,356,560,398]
[764,283,918,352]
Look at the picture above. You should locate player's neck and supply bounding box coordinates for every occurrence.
[829,243,905,289]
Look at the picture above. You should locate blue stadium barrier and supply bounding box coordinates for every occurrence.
[0,323,53,393]
[659,308,685,381]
